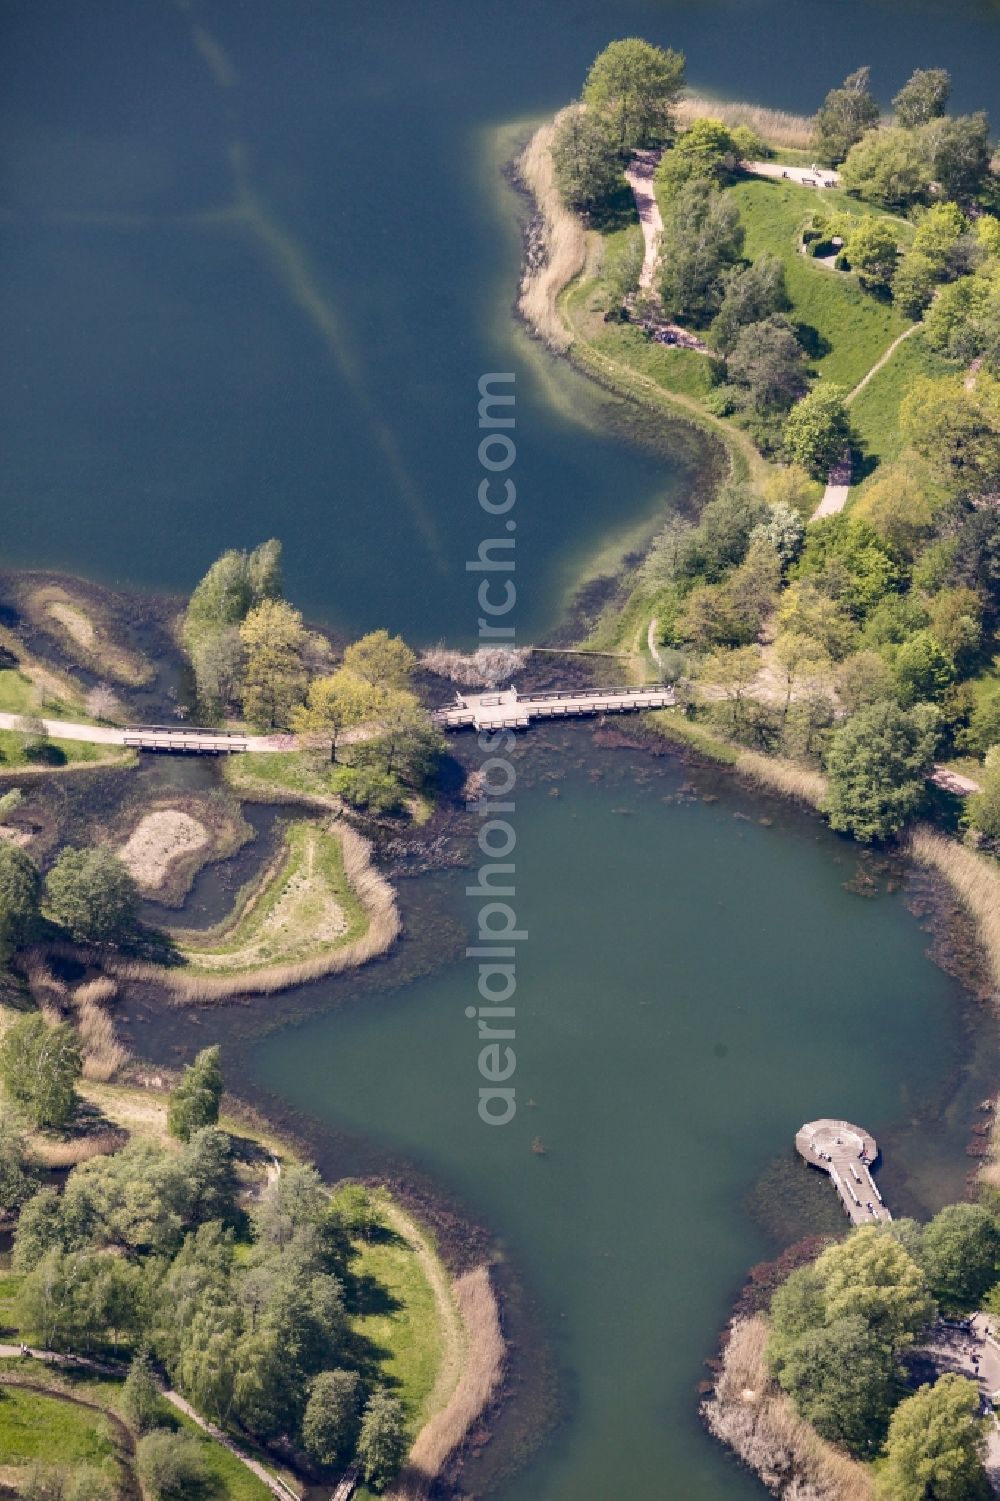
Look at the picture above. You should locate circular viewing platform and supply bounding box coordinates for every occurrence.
[796,1118,891,1226]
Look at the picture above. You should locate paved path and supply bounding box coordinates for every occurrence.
[745,160,840,189]
[647,617,664,668]
[812,451,853,520]
[0,712,299,756]
[624,149,663,289]
[931,764,983,796]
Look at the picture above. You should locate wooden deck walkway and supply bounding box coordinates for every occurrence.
[432,685,676,731]
[796,1118,891,1226]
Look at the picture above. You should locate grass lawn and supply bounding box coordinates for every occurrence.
[0,670,36,714]
[336,1190,444,1430]
[0,729,133,772]
[848,331,953,464]
[174,820,368,973]
[586,313,717,399]
[168,1408,276,1501]
[224,748,335,803]
[0,1383,118,1470]
[725,177,914,389]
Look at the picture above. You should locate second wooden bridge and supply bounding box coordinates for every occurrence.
[431,685,676,732]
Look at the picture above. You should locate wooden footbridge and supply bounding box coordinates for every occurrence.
[431,685,676,732]
[796,1119,891,1226]
[123,725,249,754]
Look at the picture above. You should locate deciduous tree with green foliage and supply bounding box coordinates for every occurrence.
[844,216,900,290]
[121,1348,161,1434]
[44,847,137,946]
[813,66,880,164]
[550,104,623,218]
[824,700,939,841]
[0,842,40,962]
[302,1368,362,1466]
[657,179,744,324]
[876,1373,989,1501]
[710,254,790,355]
[135,1429,209,1501]
[783,385,852,478]
[356,1388,407,1490]
[0,1109,35,1215]
[0,1014,82,1130]
[840,127,930,208]
[920,1203,1000,1311]
[893,67,951,127]
[656,117,736,196]
[582,38,685,152]
[239,598,308,730]
[168,1046,224,1142]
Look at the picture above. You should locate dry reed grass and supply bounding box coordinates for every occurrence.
[75,1003,130,1082]
[29,1128,126,1168]
[702,1317,874,1500]
[112,824,400,1002]
[677,94,815,151]
[387,1265,505,1501]
[20,951,68,1013]
[735,751,828,809]
[908,825,1000,994]
[516,117,586,350]
[72,977,118,1009]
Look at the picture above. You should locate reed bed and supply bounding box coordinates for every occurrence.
[21,950,68,1012]
[702,1316,873,1501]
[388,1265,505,1501]
[421,645,530,688]
[72,976,118,1009]
[908,825,1000,994]
[112,824,400,1003]
[517,118,586,351]
[735,751,828,809]
[677,94,815,151]
[75,1002,130,1082]
[29,1129,126,1168]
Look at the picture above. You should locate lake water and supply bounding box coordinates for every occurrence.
[2,0,998,641]
[241,733,1000,1500]
[7,3,1000,1496]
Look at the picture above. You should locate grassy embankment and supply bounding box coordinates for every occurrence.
[112,818,399,1001]
[18,579,154,689]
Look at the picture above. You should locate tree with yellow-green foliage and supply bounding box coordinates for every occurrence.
[900,374,1000,487]
[239,599,308,730]
[341,630,416,691]
[876,1374,989,1501]
[292,668,380,762]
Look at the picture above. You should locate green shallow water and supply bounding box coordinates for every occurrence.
[245,734,1000,1500]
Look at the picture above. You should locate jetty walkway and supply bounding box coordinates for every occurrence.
[432,685,676,732]
[796,1118,891,1226]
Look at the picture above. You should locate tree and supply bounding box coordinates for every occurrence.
[844,217,900,290]
[877,1374,989,1501]
[900,374,1000,487]
[893,250,939,317]
[813,67,880,164]
[776,1313,895,1454]
[239,599,308,730]
[121,1348,161,1434]
[135,1429,209,1501]
[657,179,744,324]
[44,847,137,946]
[184,539,282,643]
[750,502,805,570]
[168,1046,224,1142]
[582,38,686,152]
[182,1127,237,1225]
[0,842,40,961]
[710,255,790,355]
[190,627,243,716]
[0,1109,35,1215]
[727,317,808,413]
[918,111,993,202]
[840,128,930,208]
[83,684,121,723]
[894,630,955,706]
[835,650,896,715]
[824,701,939,841]
[920,1204,1000,1311]
[892,68,951,128]
[0,1015,82,1129]
[851,460,936,559]
[681,482,767,580]
[250,1163,328,1250]
[928,587,982,669]
[356,1388,407,1490]
[341,630,416,691]
[783,385,852,478]
[924,268,1000,372]
[550,104,623,218]
[656,117,736,196]
[293,668,379,763]
[967,745,1000,839]
[604,228,644,314]
[912,202,969,274]
[816,1227,934,1350]
[302,1368,362,1466]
